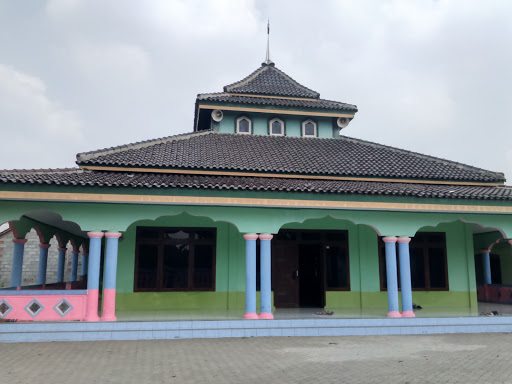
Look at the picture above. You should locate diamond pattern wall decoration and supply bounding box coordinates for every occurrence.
[25,298,44,318]
[54,298,73,318]
[0,299,12,319]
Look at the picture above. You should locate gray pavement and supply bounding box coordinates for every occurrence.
[2,333,512,383]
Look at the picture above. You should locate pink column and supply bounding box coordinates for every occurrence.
[101,232,122,321]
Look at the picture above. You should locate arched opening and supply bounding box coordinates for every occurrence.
[269,216,381,312]
[0,210,88,290]
[398,220,512,316]
[471,224,512,315]
[115,212,243,319]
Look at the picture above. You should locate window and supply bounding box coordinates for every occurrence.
[379,232,448,291]
[302,119,317,137]
[269,118,284,136]
[135,227,216,291]
[325,244,349,289]
[236,116,252,134]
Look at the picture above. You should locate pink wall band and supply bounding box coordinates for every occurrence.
[243,312,259,319]
[0,293,87,321]
[401,310,415,318]
[101,289,117,321]
[87,232,104,239]
[84,289,100,322]
[105,232,122,239]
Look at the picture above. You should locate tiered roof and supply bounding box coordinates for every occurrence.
[0,62,508,202]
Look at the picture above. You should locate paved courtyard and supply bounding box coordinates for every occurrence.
[1,333,512,383]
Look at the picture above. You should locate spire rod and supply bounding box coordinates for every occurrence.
[264,19,274,65]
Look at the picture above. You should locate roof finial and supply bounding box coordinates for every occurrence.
[264,19,274,66]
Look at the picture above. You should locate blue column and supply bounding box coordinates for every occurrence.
[398,237,415,317]
[101,233,121,321]
[482,250,492,285]
[84,232,104,322]
[80,252,88,279]
[37,244,51,286]
[70,250,79,282]
[383,236,400,318]
[259,234,273,319]
[10,239,27,288]
[57,247,66,283]
[243,234,258,319]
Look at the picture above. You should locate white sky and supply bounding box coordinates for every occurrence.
[0,1,511,181]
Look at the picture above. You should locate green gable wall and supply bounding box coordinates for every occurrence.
[216,110,336,138]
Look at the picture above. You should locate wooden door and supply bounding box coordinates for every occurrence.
[272,242,299,308]
[299,244,325,308]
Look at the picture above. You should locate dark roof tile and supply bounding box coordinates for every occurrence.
[1,169,510,201]
[223,64,320,98]
[76,131,505,183]
[197,93,357,112]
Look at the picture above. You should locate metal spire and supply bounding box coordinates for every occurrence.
[264,19,274,65]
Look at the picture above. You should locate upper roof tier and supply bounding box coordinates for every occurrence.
[76,131,505,183]
[196,93,357,112]
[223,62,320,98]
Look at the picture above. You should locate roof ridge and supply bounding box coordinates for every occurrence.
[76,130,217,163]
[339,135,505,180]
[223,64,320,98]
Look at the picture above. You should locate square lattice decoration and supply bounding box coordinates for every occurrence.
[0,299,13,319]
[25,299,44,318]
[54,298,73,317]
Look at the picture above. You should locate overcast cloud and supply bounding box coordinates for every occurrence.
[0,1,511,181]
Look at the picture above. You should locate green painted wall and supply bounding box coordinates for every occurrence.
[112,215,479,312]
[415,221,477,310]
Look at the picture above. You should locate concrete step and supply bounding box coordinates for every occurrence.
[2,317,512,343]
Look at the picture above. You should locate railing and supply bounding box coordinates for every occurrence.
[477,284,512,304]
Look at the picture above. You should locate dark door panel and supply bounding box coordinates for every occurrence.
[272,243,299,308]
[299,244,324,308]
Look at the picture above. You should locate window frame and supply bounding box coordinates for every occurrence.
[301,119,317,137]
[236,116,252,135]
[269,117,285,136]
[134,227,217,292]
[378,232,449,291]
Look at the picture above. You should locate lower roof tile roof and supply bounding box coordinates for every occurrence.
[1,169,511,201]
